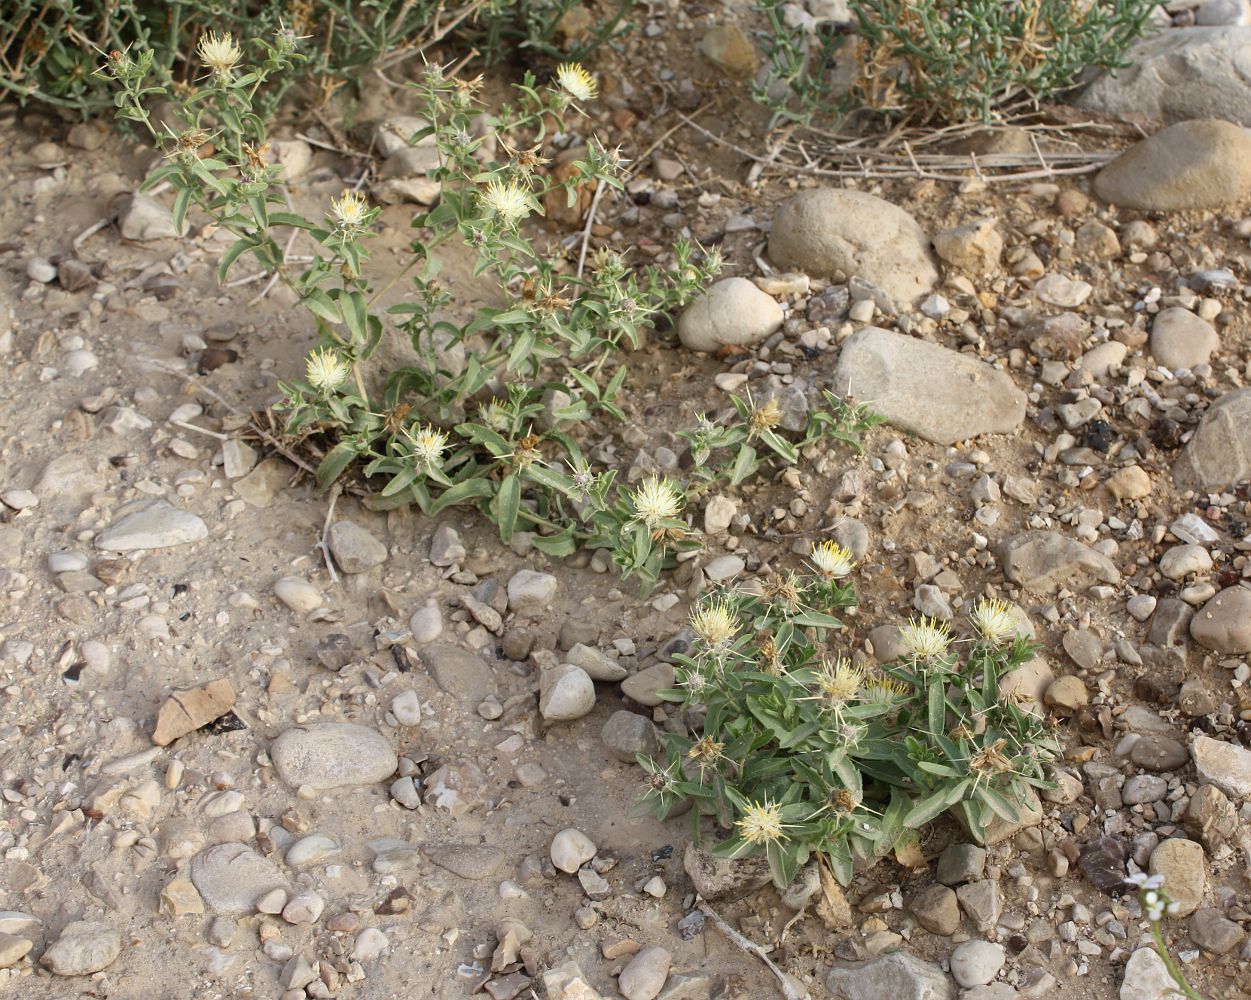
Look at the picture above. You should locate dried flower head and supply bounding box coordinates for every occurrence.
[629,477,684,530]
[970,597,1017,647]
[408,426,448,471]
[815,658,864,706]
[555,62,598,102]
[688,736,725,767]
[482,178,531,225]
[690,598,740,648]
[241,141,270,176]
[899,616,953,660]
[970,738,1014,775]
[176,128,211,155]
[759,635,782,676]
[305,347,351,393]
[763,571,802,609]
[749,396,783,435]
[330,189,370,230]
[810,540,856,579]
[197,31,242,78]
[512,434,542,470]
[736,800,785,846]
[830,787,859,813]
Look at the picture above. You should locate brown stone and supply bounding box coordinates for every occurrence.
[152,678,236,746]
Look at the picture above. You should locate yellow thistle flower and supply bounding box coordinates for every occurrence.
[860,674,910,706]
[305,347,351,393]
[810,540,856,579]
[689,598,740,648]
[482,177,531,225]
[197,31,242,78]
[330,189,370,230]
[899,616,953,660]
[749,396,783,435]
[736,800,785,846]
[970,597,1018,647]
[629,476,684,530]
[555,62,598,102]
[408,426,448,471]
[815,658,864,706]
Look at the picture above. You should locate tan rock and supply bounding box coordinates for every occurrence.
[152,678,236,746]
[1106,465,1152,501]
[160,876,205,918]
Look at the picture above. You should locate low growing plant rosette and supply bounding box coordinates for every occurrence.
[640,550,1061,888]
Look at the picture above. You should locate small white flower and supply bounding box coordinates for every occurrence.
[899,616,953,660]
[810,539,856,579]
[628,476,684,530]
[197,31,242,78]
[305,347,351,393]
[1143,890,1159,908]
[1125,872,1164,890]
[555,62,598,102]
[970,597,1017,646]
[330,189,370,230]
[482,178,531,225]
[408,426,448,471]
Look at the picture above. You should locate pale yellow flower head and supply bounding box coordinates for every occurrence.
[409,426,448,471]
[736,800,784,846]
[899,616,953,660]
[330,189,370,230]
[305,347,350,393]
[810,540,856,579]
[482,178,531,225]
[555,62,598,102]
[198,31,242,78]
[970,597,1017,647]
[815,657,864,706]
[690,598,739,648]
[629,476,684,530]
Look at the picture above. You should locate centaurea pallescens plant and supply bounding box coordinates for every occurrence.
[641,563,1060,888]
[103,36,721,590]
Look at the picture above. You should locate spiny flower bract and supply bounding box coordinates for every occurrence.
[305,347,350,393]
[810,539,856,579]
[197,32,242,78]
[482,177,531,225]
[970,596,1017,646]
[555,62,598,102]
[736,800,785,846]
[629,476,684,530]
[899,615,953,660]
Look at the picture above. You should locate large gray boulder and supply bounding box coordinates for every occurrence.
[832,327,1024,444]
[1174,389,1251,488]
[1078,27,1251,128]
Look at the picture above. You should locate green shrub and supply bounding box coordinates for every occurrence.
[755,0,1162,126]
[640,574,1060,888]
[2,0,635,117]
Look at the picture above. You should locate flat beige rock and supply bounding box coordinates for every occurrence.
[152,678,236,746]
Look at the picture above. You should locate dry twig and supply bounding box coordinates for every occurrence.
[697,902,810,1000]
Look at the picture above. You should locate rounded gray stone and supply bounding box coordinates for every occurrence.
[677,277,783,352]
[190,843,291,914]
[769,188,938,305]
[270,723,397,790]
[1150,308,1219,371]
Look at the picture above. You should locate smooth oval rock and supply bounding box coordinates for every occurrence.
[327,520,388,574]
[769,188,938,305]
[677,277,783,352]
[40,921,121,976]
[506,569,558,614]
[273,576,323,612]
[618,945,672,1000]
[1150,308,1219,370]
[949,939,1005,988]
[539,663,596,722]
[833,327,1025,445]
[1190,587,1251,654]
[270,723,397,790]
[421,643,494,704]
[94,500,207,551]
[1093,119,1251,211]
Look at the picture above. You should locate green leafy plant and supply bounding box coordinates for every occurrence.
[4,0,636,116]
[755,0,1162,126]
[640,570,1060,888]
